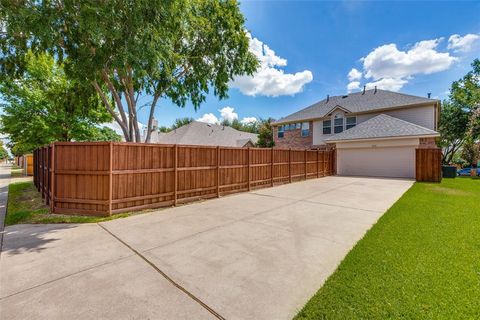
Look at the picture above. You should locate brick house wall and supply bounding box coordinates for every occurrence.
[273,121,313,149]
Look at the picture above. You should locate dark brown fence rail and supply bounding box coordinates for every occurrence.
[34,142,335,216]
[416,148,442,182]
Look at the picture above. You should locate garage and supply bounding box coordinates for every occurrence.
[336,141,417,178]
[325,114,440,179]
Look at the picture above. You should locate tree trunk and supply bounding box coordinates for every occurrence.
[145,94,160,143]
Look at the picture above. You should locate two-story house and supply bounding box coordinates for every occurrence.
[272,88,440,178]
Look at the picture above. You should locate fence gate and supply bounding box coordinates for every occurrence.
[415,148,442,182]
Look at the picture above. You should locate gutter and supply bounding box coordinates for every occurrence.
[325,133,440,144]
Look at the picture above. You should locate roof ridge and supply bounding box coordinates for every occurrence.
[375,89,438,101]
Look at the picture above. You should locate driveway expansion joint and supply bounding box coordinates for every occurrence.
[0,254,135,300]
[97,223,226,320]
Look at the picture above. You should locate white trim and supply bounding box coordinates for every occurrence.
[326,133,439,144]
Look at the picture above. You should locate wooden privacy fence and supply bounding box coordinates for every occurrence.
[416,148,442,182]
[34,142,335,216]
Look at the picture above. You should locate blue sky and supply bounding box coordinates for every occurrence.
[139,0,480,128]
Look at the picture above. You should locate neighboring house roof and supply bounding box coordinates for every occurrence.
[274,89,439,124]
[155,121,258,147]
[324,114,439,142]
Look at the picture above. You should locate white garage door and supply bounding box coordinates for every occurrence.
[337,146,416,178]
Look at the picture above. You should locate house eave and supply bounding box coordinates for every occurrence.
[325,133,440,144]
[273,101,439,126]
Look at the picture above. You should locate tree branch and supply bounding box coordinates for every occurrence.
[145,92,161,143]
[101,69,131,141]
[93,81,129,140]
[144,64,192,143]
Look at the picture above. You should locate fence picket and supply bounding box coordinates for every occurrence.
[33,142,335,216]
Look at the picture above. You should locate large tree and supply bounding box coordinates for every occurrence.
[0,52,120,156]
[439,59,480,164]
[0,0,258,143]
[256,118,275,147]
[438,101,470,164]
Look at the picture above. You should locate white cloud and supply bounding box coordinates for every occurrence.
[448,33,480,52]
[197,113,219,124]
[346,37,460,92]
[362,39,456,80]
[347,81,361,93]
[231,33,313,97]
[219,106,238,123]
[347,68,362,81]
[365,78,408,92]
[197,107,257,126]
[240,117,257,125]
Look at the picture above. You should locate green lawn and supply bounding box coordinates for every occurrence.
[5,181,133,225]
[295,178,480,319]
[11,166,24,178]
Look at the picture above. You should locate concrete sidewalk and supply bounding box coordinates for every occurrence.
[0,164,11,253]
[0,176,413,320]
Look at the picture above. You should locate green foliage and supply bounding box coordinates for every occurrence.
[0,146,8,160]
[220,118,258,133]
[0,0,258,142]
[461,138,479,167]
[295,178,480,319]
[256,118,275,147]
[0,53,119,155]
[172,117,195,130]
[440,59,480,164]
[439,101,470,164]
[450,59,480,110]
[159,126,172,133]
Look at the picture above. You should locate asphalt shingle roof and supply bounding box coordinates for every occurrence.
[274,89,438,124]
[155,121,258,147]
[324,114,439,142]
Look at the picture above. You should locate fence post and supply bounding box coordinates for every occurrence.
[415,149,418,181]
[271,148,274,187]
[288,148,292,183]
[50,144,55,213]
[108,142,113,215]
[216,146,220,197]
[304,149,307,180]
[247,147,251,191]
[174,144,178,205]
[45,147,50,206]
[316,149,319,178]
[41,148,45,199]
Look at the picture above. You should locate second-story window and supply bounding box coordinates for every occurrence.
[301,122,310,137]
[346,116,357,129]
[323,120,331,134]
[277,125,284,138]
[334,113,344,133]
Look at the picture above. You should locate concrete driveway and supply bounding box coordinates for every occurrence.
[0,176,413,320]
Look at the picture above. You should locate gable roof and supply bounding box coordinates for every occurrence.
[155,121,258,147]
[324,114,439,142]
[274,89,438,124]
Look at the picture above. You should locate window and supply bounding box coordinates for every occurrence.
[289,123,296,131]
[323,120,331,134]
[301,122,310,137]
[277,125,284,138]
[346,116,356,130]
[296,123,301,129]
[334,113,344,134]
